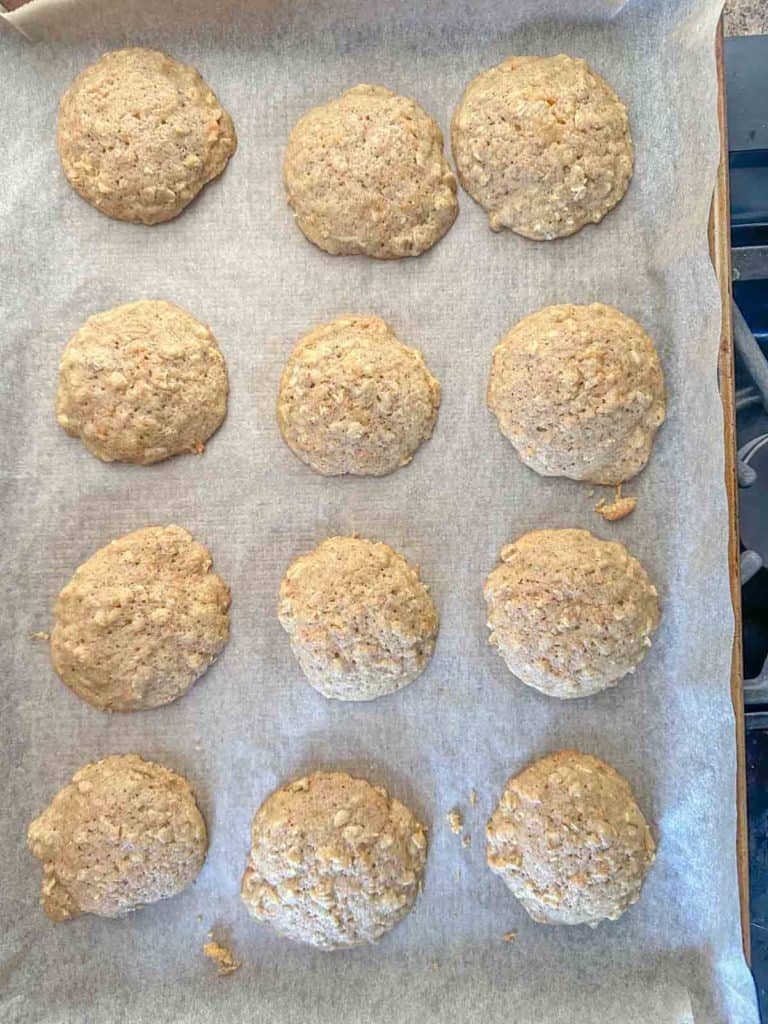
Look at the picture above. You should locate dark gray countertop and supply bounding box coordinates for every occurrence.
[726,0,768,36]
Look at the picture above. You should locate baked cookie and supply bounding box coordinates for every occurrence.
[486,750,655,926]
[28,754,207,921]
[487,303,665,485]
[283,85,458,258]
[278,536,438,700]
[452,54,633,239]
[483,529,659,699]
[241,771,427,948]
[58,47,236,224]
[277,315,441,476]
[51,525,230,711]
[56,300,228,465]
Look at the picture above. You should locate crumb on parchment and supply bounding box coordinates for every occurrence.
[596,484,637,522]
[203,937,241,977]
[447,809,463,834]
[468,789,477,806]
[503,931,516,943]
[461,834,471,848]
[30,631,50,641]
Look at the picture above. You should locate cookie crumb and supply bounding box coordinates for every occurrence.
[30,631,50,641]
[430,960,439,971]
[461,834,471,848]
[447,809,463,834]
[503,931,516,943]
[596,484,637,522]
[203,938,241,977]
[468,789,477,806]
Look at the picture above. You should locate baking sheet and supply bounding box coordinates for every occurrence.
[0,1,759,1021]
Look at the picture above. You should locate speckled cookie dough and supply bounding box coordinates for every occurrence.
[51,525,230,711]
[487,750,655,925]
[483,529,660,699]
[241,772,427,948]
[487,303,665,485]
[277,315,441,476]
[58,47,236,224]
[284,85,458,258]
[452,54,633,239]
[278,536,438,701]
[56,300,228,465]
[27,755,207,921]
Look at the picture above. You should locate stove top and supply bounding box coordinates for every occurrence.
[727,32,768,1019]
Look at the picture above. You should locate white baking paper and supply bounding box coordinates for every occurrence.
[0,1,759,1021]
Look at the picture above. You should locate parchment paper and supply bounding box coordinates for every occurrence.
[0,1,759,1021]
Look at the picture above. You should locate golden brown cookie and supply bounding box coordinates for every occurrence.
[487,303,665,485]
[51,525,230,711]
[284,85,458,258]
[57,300,228,465]
[484,529,659,699]
[241,772,427,948]
[487,750,655,925]
[452,55,632,239]
[278,536,438,700]
[277,315,441,476]
[28,755,207,921]
[58,48,236,224]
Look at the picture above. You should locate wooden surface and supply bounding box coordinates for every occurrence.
[711,19,751,962]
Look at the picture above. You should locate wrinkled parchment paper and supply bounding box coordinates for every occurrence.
[0,1,759,1021]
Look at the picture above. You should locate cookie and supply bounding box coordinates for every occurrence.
[452,55,633,239]
[487,303,665,485]
[277,315,441,476]
[283,84,458,258]
[56,300,228,465]
[58,47,236,224]
[487,750,655,925]
[241,771,427,948]
[483,529,659,699]
[278,536,438,701]
[51,525,230,711]
[28,755,207,921]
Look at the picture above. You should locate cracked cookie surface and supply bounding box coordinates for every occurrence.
[484,528,659,699]
[278,315,440,476]
[284,84,458,258]
[241,771,427,948]
[57,300,228,465]
[51,525,230,711]
[58,47,236,224]
[487,303,665,485]
[28,754,207,921]
[487,750,655,926]
[452,54,632,239]
[278,536,438,701]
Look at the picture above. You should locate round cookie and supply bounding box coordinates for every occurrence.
[283,84,458,259]
[277,315,441,476]
[241,771,427,949]
[278,536,438,701]
[486,750,655,926]
[58,47,236,224]
[487,303,665,485]
[27,754,207,921]
[452,54,633,239]
[483,529,659,699]
[51,525,230,711]
[56,300,228,465]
